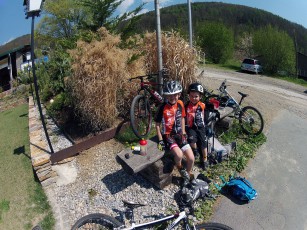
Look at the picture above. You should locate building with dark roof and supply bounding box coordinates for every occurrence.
[0,35,31,92]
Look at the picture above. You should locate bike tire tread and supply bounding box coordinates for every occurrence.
[71,213,122,230]
[195,222,233,230]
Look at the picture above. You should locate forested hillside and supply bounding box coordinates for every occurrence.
[136,2,307,55]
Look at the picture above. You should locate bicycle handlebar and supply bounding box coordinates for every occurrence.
[129,73,159,81]
[219,79,227,92]
[129,72,168,81]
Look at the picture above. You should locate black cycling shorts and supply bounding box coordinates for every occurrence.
[187,127,207,149]
[162,133,190,151]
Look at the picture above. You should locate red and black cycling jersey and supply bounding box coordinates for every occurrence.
[185,101,206,129]
[154,100,186,135]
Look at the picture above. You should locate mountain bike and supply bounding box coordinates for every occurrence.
[204,79,264,136]
[71,199,233,230]
[129,72,168,139]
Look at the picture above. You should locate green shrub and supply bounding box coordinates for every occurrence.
[41,87,53,102]
[49,94,63,111]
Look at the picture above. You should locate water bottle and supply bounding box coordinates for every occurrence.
[139,139,148,156]
[131,146,140,151]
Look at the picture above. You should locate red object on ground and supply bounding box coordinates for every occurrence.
[209,98,220,109]
[139,139,148,156]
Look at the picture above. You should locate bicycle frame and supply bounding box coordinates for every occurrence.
[140,82,164,104]
[130,73,164,104]
[204,79,264,136]
[217,81,244,120]
[116,210,193,230]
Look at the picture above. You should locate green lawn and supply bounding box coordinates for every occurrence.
[0,103,54,230]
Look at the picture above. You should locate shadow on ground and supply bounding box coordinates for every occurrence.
[13,145,31,159]
[101,169,155,195]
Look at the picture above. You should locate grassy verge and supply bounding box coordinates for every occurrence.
[194,122,266,221]
[0,104,55,230]
[202,59,241,72]
[273,75,307,87]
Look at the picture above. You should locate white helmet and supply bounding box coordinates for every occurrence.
[163,80,182,95]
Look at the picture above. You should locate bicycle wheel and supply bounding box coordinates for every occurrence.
[195,222,233,230]
[239,106,264,136]
[130,95,152,139]
[71,213,122,230]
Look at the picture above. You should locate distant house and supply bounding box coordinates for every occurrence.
[0,35,31,92]
[297,52,307,79]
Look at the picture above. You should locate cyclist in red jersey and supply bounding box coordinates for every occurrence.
[155,81,194,187]
[185,83,209,170]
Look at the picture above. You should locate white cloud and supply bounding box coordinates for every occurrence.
[142,0,172,3]
[159,0,173,6]
[141,0,174,9]
[118,0,136,14]
[138,8,149,15]
[1,37,14,46]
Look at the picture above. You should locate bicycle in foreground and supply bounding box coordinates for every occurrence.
[71,199,233,230]
[129,72,168,139]
[205,79,264,136]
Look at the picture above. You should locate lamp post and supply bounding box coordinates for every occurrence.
[25,52,35,105]
[23,0,54,154]
[155,0,163,94]
[187,0,193,48]
[8,53,14,89]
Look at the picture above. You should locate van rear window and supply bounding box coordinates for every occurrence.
[243,59,255,64]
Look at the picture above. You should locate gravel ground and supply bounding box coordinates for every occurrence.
[46,139,203,230]
[43,67,307,230]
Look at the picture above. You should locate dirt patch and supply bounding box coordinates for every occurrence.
[0,96,28,112]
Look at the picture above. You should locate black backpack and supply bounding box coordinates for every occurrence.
[177,175,215,207]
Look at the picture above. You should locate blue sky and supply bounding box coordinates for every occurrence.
[1,0,307,46]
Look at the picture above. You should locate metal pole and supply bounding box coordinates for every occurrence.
[8,53,14,89]
[30,14,54,154]
[155,0,163,94]
[187,0,193,48]
[28,60,35,105]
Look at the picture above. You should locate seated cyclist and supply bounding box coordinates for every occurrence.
[155,80,195,187]
[185,83,209,170]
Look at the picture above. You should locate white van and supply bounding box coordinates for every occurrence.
[241,58,263,74]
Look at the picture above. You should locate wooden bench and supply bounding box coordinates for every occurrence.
[116,138,175,189]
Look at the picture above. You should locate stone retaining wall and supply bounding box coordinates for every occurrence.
[29,97,59,187]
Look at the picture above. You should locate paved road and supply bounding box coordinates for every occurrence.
[204,69,307,230]
[211,110,307,230]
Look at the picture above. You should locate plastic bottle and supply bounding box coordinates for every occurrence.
[131,146,140,151]
[139,139,148,156]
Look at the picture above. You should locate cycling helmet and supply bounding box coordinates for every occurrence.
[188,83,204,94]
[163,80,182,95]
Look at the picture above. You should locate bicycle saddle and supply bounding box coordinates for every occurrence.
[238,92,248,98]
[122,200,147,209]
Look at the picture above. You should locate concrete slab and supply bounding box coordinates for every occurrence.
[52,162,78,186]
[117,138,164,174]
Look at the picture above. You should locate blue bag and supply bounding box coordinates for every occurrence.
[216,175,257,202]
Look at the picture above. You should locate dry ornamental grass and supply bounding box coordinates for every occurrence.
[69,28,144,130]
[69,28,200,131]
[142,31,198,91]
